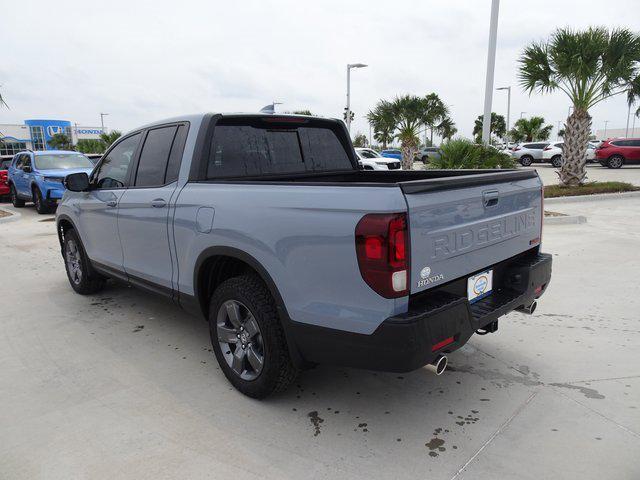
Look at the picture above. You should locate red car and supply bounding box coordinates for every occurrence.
[0,157,12,199]
[596,138,640,168]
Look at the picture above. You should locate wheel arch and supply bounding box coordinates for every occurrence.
[56,214,78,248]
[191,246,305,367]
[192,246,288,321]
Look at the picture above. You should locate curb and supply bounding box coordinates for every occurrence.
[544,215,587,225]
[0,207,21,224]
[545,190,640,205]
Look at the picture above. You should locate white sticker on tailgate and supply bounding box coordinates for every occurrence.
[467,269,493,303]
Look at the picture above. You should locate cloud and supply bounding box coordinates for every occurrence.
[0,0,638,139]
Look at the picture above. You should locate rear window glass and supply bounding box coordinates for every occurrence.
[207,124,352,178]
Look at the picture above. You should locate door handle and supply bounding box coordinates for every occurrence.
[151,198,167,208]
[106,199,118,207]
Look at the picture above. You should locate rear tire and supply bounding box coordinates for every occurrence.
[607,155,624,169]
[10,184,25,207]
[63,229,106,295]
[551,155,563,168]
[33,187,53,214]
[421,155,429,164]
[209,274,298,398]
[519,155,533,167]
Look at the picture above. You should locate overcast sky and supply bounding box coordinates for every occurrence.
[2,0,639,141]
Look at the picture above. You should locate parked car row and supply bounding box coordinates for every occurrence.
[355,148,401,170]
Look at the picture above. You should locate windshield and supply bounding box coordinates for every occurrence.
[358,149,381,159]
[34,153,93,170]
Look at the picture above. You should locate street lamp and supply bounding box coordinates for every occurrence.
[481,0,500,144]
[496,86,510,140]
[346,63,368,133]
[100,113,109,133]
[604,120,610,138]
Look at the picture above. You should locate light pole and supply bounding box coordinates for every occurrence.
[346,63,368,133]
[496,86,510,141]
[557,120,562,140]
[481,0,500,144]
[625,102,631,138]
[603,120,609,138]
[100,113,109,133]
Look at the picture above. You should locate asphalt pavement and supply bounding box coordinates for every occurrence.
[1,197,638,480]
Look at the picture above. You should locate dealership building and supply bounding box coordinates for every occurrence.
[0,119,106,156]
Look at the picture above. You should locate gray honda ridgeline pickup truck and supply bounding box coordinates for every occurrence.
[57,113,552,398]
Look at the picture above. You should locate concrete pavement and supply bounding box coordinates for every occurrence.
[1,200,639,479]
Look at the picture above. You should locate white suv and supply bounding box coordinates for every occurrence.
[355,148,402,170]
[542,141,597,168]
[510,142,550,166]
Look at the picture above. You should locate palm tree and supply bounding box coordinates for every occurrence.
[437,116,457,141]
[390,95,425,170]
[473,113,506,143]
[367,101,395,149]
[369,94,456,169]
[100,131,122,147]
[508,116,553,142]
[422,93,449,143]
[48,133,73,150]
[519,27,640,186]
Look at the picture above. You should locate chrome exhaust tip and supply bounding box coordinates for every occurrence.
[517,301,537,315]
[425,354,448,375]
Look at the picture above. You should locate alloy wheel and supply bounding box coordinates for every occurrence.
[216,299,265,381]
[65,239,83,285]
[609,156,623,168]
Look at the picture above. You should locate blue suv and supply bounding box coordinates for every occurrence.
[8,150,94,214]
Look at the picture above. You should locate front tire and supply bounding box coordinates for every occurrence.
[607,155,624,169]
[10,184,25,208]
[519,155,533,167]
[63,229,106,294]
[421,155,429,164]
[551,155,563,168]
[33,187,53,214]
[209,274,297,398]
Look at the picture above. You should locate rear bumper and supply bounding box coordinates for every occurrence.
[289,251,552,372]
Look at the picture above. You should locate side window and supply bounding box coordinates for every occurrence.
[14,155,24,169]
[22,155,32,169]
[164,124,188,184]
[134,126,178,187]
[631,140,640,147]
[93,133,141,189]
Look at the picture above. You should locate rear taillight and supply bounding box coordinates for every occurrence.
[543,146,552,151]
[514,146,521,151]
[355,212,410,298]
[599,143,610,149]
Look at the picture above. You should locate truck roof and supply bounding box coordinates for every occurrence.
[134,113,340,132]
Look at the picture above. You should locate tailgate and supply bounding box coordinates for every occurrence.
[401,171,543,294]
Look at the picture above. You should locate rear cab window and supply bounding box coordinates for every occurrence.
[206,117,353,179]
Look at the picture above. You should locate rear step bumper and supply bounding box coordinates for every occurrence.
[288,252,552,373]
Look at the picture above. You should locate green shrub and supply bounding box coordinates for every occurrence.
[429,138,516,169]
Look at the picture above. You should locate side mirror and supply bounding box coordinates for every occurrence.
[65,172,90,192]
[23,165,32,173]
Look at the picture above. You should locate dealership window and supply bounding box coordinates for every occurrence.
[29,126,45,150]
[0,141,27,156]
